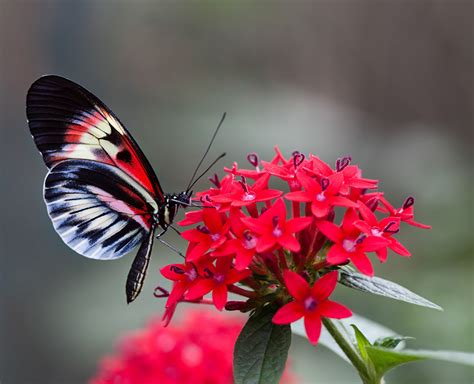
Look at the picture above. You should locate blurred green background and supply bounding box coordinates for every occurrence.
[1,1,472,383]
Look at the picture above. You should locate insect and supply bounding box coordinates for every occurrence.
[27,75,225,303]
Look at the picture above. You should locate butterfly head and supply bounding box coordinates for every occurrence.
[158,191,193,229]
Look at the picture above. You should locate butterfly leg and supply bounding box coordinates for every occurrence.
[170,225,182,236]
[156,229,185,258]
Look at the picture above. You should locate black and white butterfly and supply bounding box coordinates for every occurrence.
[27,75,224,303]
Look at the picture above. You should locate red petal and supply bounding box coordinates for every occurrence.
[286,217,313,233]
[316,221,343,242]
[311,271,338,300]
[226,269,252,284]
[362,236,390,251]
[389,238,411,256]
[186,242,210,262]
[326,244,350,264]
[185,279,215,300]
[271,198,287,220]
[311,202,330,218]
[310,156,333,176]
[304,315,322,344]
[178,210,204,226]
[376,247,388,262]
[234,248,255,270]
[285,191,313,202]
[353,219,372,234]
[341,208,360,234]
[357,201,378,225]
[318,300,352,319]
[229,209,247,236]
[181,229,207,243]
[326,172,344,194]
[212,284,228,311]
[272,302,304,324]
[215,256,232,273]
[278,234,301,252]
[210,239,238,257]
[329,196,359,208]
[203,207,223,233]
[405,219,432,229]
[211,193,234,203]
[297,172,320,193]
[350,252,374,276]
[256,234,277,252]
[160,264,186,281]
[349,178,379,189]
[283,270,310,300]
[241,217,266,234]
[256,189,283,201]
[166,281,187,307]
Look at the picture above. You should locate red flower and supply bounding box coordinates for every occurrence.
[354,202,410,262]
[273,271,352,344]
[241,198,313,252]
[308,155,378,194]
[181,208,230,261]
[90,310,296,384]
[185,257,251,310]
[317,209,389,276]
[262,150,309,191]
[379,196,431,229]
[212,173,282,207]
[285,172,358,218]
[160,262,201,307]
[194,173,235,211]
[212,209,259,270]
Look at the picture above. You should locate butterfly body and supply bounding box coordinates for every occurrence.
[27,75,191,303]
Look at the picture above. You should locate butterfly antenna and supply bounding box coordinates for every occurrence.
[186,112,226,193]
[187,152,226,192]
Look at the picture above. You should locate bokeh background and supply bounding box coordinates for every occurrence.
[1,1,472,383]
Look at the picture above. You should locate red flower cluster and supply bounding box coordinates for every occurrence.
[90,310,295,384]
[158,148,430,344]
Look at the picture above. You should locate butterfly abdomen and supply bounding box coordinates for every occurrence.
[125,222,156,303]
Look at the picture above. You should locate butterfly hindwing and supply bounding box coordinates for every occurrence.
[44,159,159,260]
[27,75,164,201]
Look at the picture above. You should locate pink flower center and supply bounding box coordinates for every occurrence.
[304,296,318,311]
[242,232,257,249]
[214,273,225,284]
[371,228,382,236]
[242,191,256,201]
[342,239,356,253]
[273,227,283,237]
[316,192,326,202]
[186,267,198,281]
[272,216,283,237]
[210,233,221,242]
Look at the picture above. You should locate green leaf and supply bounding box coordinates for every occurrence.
[339,269,443,311]
[234,305,292,384]
[351,325,372,362]
[374,335,414,349]
[365,346,425,378]
[396,349,474,366]
[292,313,402,363]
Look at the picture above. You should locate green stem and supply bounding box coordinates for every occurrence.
[322,318,377,384]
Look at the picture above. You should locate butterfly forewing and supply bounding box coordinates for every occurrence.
[44,159,159,260]
[27,75,164,200]
[27,75,174,303]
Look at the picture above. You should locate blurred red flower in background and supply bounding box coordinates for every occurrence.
[90,310,295,384]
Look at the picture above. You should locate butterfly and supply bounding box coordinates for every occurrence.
[27,75,225,303]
